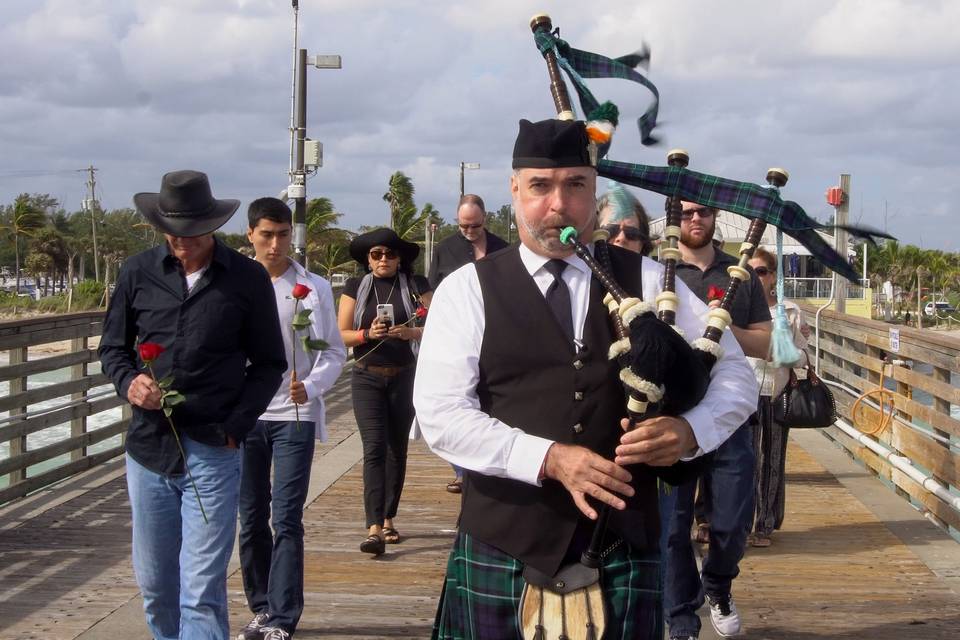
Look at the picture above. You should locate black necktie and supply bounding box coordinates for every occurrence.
[544,259,574,343]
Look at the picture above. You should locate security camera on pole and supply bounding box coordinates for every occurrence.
[286,1,341,266]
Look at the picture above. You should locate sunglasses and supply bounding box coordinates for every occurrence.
[459,223,484,230]
[369,249,398,261]
[601,223,643,241]
[680,206,716,220]
[753,267,772,276]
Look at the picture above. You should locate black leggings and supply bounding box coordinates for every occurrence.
[351,367,415,527]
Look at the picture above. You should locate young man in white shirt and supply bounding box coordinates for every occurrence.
[237,198,347,640]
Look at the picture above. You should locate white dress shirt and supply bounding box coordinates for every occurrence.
[413,243,758,487]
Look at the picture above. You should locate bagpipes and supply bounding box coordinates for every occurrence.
[518,13,895,640]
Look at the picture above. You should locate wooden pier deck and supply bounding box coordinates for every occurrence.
[1,371,959,639]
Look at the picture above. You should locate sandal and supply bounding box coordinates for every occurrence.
[382,526,401,544]
[446,478,463,494]
[359,534,385,556]
[749,533,772,548]
[692,523,710,545]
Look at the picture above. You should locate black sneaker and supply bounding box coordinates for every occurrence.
[236,612,270,640]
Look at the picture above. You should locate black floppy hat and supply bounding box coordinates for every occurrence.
[349,227,420,267]
[133,170,240,237]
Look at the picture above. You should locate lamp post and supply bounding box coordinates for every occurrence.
[459,162,479,197]
[287,1,341,266]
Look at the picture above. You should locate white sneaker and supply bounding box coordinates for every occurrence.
[707,593,742,637]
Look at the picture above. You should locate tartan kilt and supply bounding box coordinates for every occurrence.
[432,531,662,640]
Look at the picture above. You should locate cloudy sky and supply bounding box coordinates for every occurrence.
[0,0,957,250]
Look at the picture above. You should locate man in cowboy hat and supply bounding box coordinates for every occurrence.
[413,118,758,639]
[99,170,287,640]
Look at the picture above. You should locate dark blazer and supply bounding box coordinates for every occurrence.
[427,230,508,289]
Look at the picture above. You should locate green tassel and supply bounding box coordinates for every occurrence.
[587,100,620,126]
[585,622,598,640]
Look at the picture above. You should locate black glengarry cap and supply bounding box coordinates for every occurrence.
[512,119,594,169]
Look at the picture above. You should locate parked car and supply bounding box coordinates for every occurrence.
[924,301,957,316]
[330,273,348,288]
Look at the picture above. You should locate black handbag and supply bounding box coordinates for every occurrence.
[773,364,837,429]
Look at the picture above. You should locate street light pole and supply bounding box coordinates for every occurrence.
[459,161,480,197]
[293,48,308,266]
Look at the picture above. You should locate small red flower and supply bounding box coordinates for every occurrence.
[138,342,165,363]
[415,305,428,320]
[291,283,311,300]
[707,285,725,302]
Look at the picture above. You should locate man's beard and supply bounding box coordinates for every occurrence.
[514,201,587,254]
[680,220,715,250]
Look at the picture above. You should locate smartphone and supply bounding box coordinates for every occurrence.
[376,303,395,328]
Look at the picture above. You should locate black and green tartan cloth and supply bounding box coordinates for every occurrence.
[535,30,659,145]
[598,159,893,283]
[531,28,895,282]
[432,532,662,640]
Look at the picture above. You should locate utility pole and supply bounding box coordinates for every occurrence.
[84,165,101,282]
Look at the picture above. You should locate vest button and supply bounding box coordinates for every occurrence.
[574,391,584,401]
[556,580,565,590]
[573,360,584,370]
[572,423,583,434]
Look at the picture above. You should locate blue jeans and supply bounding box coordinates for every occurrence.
[238,420,316,633]
[664,423,755,638]
[126,437,241,640]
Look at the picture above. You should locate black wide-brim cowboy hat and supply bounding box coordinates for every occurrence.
[349,227,420,266]
[133,170,240,237]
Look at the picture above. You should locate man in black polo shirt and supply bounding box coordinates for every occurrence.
[99,170,286,640]
[427,193,508,493]
[664,202,771,640]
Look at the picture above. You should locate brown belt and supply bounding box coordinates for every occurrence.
[353,361,415,377]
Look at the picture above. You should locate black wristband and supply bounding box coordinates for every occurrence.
[362,328,371,342]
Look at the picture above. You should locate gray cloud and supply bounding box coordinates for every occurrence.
[0,0,957,252]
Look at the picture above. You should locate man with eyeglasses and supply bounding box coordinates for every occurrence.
[427,193,508,493]
[429,194,509,289]
[664,201,771,640]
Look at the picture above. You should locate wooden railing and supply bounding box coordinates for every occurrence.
[804,304,960,533]
[0,311,128,504]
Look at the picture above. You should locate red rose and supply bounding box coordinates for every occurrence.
[138,342,165,363]
[707,285,725,302]
[291,283,311,300]
[415,305,428,320]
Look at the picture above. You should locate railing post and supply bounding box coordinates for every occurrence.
[931,365,953,528]
[7,346,28,485]
[70,336,89,461]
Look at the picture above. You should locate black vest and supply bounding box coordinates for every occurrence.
[460,245,661,576]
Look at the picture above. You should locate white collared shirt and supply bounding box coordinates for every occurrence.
[412,243,758,486]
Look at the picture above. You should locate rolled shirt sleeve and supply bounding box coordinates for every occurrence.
[413,265,554,486]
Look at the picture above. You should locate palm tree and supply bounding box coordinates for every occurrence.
[0,194,47,293]
[382,172,415,229]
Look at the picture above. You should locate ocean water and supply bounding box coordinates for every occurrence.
[0,353,123,490]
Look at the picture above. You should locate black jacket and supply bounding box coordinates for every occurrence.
[428,230,508,289]
[99,240,286,475]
